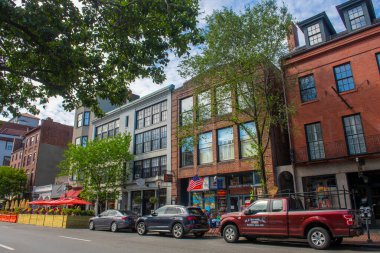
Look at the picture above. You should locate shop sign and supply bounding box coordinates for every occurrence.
[164,174,173,182]
[229,184,251,189]
[217,190,227,196]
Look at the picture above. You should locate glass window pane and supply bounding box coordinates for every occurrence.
[343,115,366,155]
[305,123,325,160]
[334,63,355,93]
[218,127,234,161]
[216,86,232,115]
[198,132,213,164]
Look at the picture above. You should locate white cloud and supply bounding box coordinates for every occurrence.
[3,0,379,126]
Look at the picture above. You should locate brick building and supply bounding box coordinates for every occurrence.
[10,118,73,197]
[282,0,380,225]
[171,78,290,213]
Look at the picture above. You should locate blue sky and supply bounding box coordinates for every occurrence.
[2,0,379,125]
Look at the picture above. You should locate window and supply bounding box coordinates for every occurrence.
[95,119,120,140]
[272,200,283,212]
[376,53,380,73]
[77,113,83,127]
[181,137,194,167]
[83,111,90,126]
[82,136,88,147]
[2,156,10,166]
[198,132,213,164]
[218,127,234,161]
[35,134,39,143]
[248,200,268,213]
[307,23,322,46]
[334,63,355,92]
[237,83,250,110]
[135,134,143,154]
[343,114,366,155]
[125,116,129,127]
[137,110,144,129]
[239,122,256,158]
[180,97,193,125]
[161,101,167,121]
[134,126,167,154]
[299,75,317,102]
[136,100,168,129]
[348,5,366,30]
[133,156,167,179]
[31,136,34,146]
[75,137,81,146]
[305,123,325,160]
[5,141,13,151]
[216,86,232,115]
[27,154,31,166]
[32,152,36,163]
[144,107,152,127]
[197,91,211,121]
[152,104,160,124]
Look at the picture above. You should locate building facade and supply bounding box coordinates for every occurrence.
[171,79,290,214]
[9,118,73,197]
[283,0,380,225]
[92,85,174,215]
[8,113,39,128]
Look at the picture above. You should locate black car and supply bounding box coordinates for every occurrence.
[135,205,209,239]
[89,210,138,232]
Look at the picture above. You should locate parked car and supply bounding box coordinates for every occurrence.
[219,197,363,250]
[135,205,209,239]
[89,210,138,232]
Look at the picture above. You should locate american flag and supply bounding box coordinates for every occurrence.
[187,175,204,192]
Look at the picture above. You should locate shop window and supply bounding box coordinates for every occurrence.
[229,175,240,186]
[348,5,366,30]
[343,114,366,155]
[334,63,355,93]
[198,132,213,164]
[191,192,203,209]
[180,96,193,126]
[239,122,256,158]
[216,86,232,116]
[302,175,337,209]
[159,188,167,207]
[299,75,317,103]
[131,191,142,214]
[307,23,322,46]
[204,191,216,212]
[218,127,234,161]
[305,122,325,160]
[180,137,193,167]
[197,90,212,121]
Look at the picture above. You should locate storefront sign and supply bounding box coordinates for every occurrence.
[136,178,146,187]
[164,174,173,182]
[217,190,227,196]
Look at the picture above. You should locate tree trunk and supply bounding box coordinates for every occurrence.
[95,195,99,216]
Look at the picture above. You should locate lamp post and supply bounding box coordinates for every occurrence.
[156,179,163,208]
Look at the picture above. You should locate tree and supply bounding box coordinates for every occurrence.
[0,166,27,201]
[59,134,133,215]
[0,0,202,117]
[179,0,292,194]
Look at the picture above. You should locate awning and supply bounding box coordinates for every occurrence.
[29,197,91,206]
[60,189,82,199]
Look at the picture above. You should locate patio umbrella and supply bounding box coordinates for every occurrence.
[64,198,92,206]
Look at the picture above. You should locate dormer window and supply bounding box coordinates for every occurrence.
[348,5,366,30]
[307,24,323,46]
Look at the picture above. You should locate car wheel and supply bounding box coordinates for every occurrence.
[111,222,118,232]
[307,227,331,250]
[172,223,185,239]
[331,237,343,246]
[223,224,239,243]
[194,232,205,238]
[136,222,147,235]
[89,221,95,231]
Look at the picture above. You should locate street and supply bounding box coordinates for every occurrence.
[0,223,378,253]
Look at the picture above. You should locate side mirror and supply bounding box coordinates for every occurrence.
[151,210,157,216]
[244,209,255,215]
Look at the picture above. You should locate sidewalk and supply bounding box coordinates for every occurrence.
[205,228,380,247]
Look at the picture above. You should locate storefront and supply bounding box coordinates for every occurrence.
[130,188,168,215]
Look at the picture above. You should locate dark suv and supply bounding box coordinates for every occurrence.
[135,205,209,238]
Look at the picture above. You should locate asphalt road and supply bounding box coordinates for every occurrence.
[0,222,378,253]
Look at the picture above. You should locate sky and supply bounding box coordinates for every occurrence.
[2,0,379,126]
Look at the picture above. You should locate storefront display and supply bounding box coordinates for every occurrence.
[302,175,337,209]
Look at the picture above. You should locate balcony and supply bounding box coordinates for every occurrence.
[294,134,380,163]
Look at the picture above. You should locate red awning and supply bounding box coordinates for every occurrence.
[60,189,82,199]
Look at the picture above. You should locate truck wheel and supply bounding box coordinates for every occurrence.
[307,227,331,250]
[331,237,343,246]
[223,225,239,243]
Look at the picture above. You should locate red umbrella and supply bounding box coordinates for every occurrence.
[29,200,51,205]
[65,198,92,206]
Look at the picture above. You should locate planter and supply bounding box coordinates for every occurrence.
[0,214,18,223]
[16,214,92,228]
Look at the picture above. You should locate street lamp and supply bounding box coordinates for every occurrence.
[156,179,163,208]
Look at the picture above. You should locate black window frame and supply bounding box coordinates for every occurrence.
[333,62,355,93]
[83,111,90,126]
[133,156,167,179]
[180,137,194,167]
[134,126,167,155]
[136,100,168,129]
[342,114,367,155]
[95,119,120,140]
[299,74,317,103]
[305,122,325,161]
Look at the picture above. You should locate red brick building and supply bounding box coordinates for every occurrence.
[283,0,380,224]
[171,79,289,213]
[10,118,73,196]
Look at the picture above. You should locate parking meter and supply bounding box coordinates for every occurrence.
[359,206,373,243]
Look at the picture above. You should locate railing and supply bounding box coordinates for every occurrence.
[294,134,380,163]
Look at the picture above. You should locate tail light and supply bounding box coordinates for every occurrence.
[121,216,127,221]
[187,216,197,223]
[343,214,353,226]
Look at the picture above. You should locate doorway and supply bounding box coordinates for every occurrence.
[229,195,250,212]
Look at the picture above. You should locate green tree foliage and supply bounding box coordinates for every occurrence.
[179,0,292,194]
[59,134,133,214]
[0,166,27,201]
[0,0,202,117]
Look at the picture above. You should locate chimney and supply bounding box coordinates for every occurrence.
[287,22,299,52]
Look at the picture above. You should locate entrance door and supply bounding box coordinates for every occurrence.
[142,190,156,215]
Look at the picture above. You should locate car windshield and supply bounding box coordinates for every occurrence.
[187,208,204,215]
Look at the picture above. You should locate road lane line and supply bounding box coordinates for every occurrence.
[0,243,15,251]
[59,236,91,242]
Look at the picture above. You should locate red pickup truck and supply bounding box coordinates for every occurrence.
[219,197,363,250]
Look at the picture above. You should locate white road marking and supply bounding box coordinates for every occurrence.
[59,236,91,242]
[0,243,15,251]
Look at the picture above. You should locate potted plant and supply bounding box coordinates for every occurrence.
[149,196,158,205]
[133,196,142,205]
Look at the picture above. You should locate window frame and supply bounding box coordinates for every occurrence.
[180,96,193,126]
[347,5,367,30]
[376,53,380,73]
[180,137,194,167]
[133,156,167,179]
[239,122,256,158]
[198,132,213,165]
[342,114,367,155]
[77,113,83,127]
[305,122,325,161]
[307,23,323,46]
[83,111,90,126]
[216,86,232,116]
[333,62,355,93]
[217,126,234,162]
[299,74,317,103]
